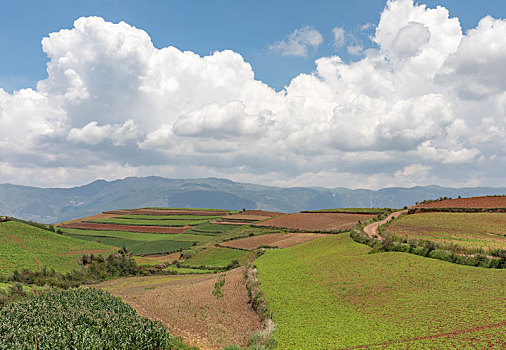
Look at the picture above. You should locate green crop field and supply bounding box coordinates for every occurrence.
[88,217,209,227]
[0,288,195,349]
[67,234,195,256]
[60,228,213,243]
[184,222,239,236]
[383,212,506,252]
[119,214,222,220]
[143,207,236,212]
[0,221,115,275]
[255,234,506,349]
[182,246,252,269]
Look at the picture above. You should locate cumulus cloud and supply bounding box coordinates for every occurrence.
[270,26,323,56]
[1,1,506,189]
[332,27,346,48]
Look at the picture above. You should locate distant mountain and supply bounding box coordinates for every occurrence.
[0,176,505,223]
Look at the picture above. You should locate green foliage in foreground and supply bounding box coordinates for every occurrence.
[255,234,506,349]
[0,288,196,350]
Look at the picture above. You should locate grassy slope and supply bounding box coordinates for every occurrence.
[0,221,115,275]
[384,212,506,251]
[255,234,506,349]
[182,246,252,268]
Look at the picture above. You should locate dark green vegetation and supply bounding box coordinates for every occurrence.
[0,288,196,350]
[68,234,194,256]
[0,221,115,274]
[255,234,506,349]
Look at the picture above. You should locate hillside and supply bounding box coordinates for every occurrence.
[0,220,116,274]
[1,177,506,223]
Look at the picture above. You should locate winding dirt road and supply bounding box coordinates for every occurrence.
[363,210,407,241]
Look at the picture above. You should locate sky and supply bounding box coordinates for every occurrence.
[0,0,506,189]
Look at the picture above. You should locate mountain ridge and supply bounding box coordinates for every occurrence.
[1,176,505,223]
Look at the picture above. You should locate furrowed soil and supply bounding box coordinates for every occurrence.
[59,222,192,234]
[92,267,262,350]
[220,232,327,250]
[104,209,230,216]
[256,213,376,232]
[416,196,506,208]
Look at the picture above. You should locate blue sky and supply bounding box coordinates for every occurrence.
[1,0,506,189]
[1,0,505,92]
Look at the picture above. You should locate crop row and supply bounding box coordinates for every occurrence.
[0,287,196,349]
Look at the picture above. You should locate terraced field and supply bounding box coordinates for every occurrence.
[383,212,506,252]
[0,221,115,274]
[255,234,506,349]
[256,212,376,232]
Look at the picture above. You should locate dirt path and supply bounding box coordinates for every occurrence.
[363,210,407,241]
[91,267,262,350]
[11,234,41,271]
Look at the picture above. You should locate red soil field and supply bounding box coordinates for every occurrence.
[238,210,283,217]
[220,233,327,250]
[104,209,230,216]
[416,196,506,209]
[58,222,191,234]
[255,213,376,232]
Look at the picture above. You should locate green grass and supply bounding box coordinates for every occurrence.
[118,214,222,220]
[67,234,195,256]
[181,246,251,269]
[61,228,214,243]
[255,234,506,349]
[384,212,506,251]
[0,221,115,275]
[88,218,209,227]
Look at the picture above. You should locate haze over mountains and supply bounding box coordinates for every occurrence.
[1,176,505,223]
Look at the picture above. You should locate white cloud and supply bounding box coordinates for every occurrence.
[1,1,506,189]
[270,26,323,56]
[332,27,346,48]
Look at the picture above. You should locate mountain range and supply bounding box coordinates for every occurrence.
[1,176,505,223]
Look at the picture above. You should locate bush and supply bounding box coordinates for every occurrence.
[429,249,455,263]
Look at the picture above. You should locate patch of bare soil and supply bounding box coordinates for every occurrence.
[416,196,506,209]
[256,213,376,232]
[58,222,191,233]
[238,210,284,217]
[60,213,120,225]
[363,210,407,241]
[91,268,262,350]
[104,209,230,216]
[220,233,327,250]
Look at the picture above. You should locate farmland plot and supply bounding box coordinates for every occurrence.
[255,234,506,349]
[384,212,506,252]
